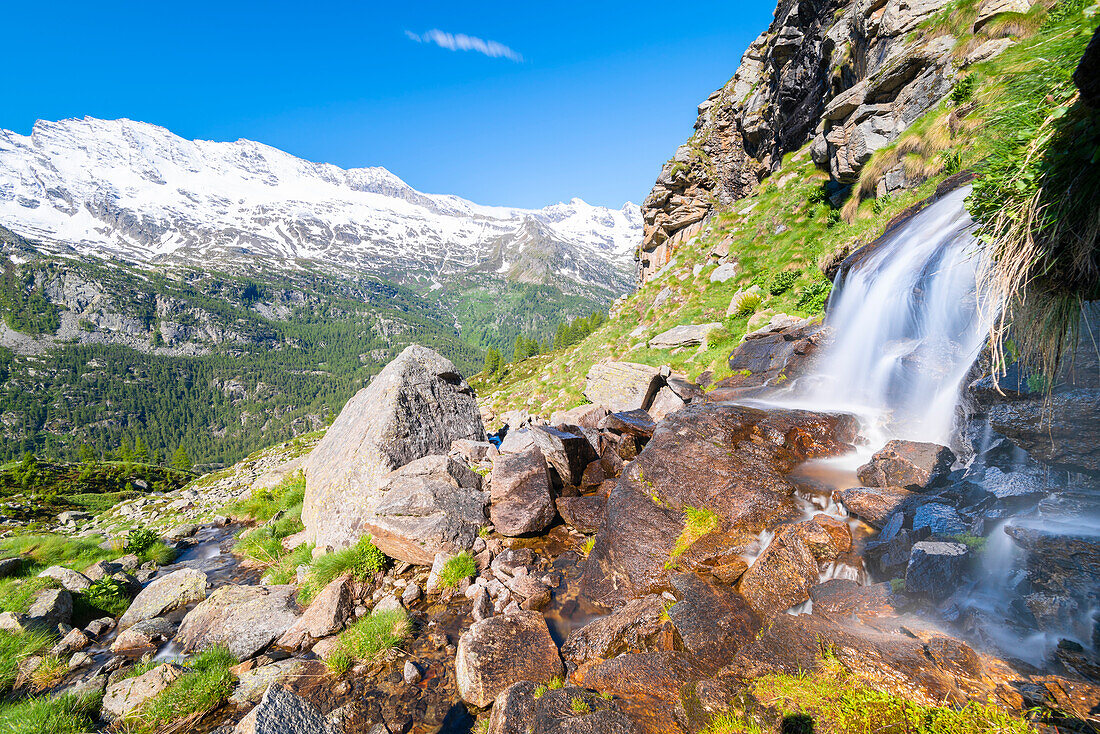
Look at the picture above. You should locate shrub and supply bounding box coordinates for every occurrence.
[796,280,832,314]
[79,575,130,617]
[437,552,476,589]
[733,291,763,317]
[124,528,159,555]
[950,73,977,106]
[128,646,236,732]
[299,536,387,605]
[768,270,800,296]
[324,610,411,672]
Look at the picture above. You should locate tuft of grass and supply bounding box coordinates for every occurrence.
[570,696,591,714]
[547,675,564,690]
[127,646,237,733]
[323,609,411,672]
[0,692,101,734]
[0,629,54,693]
[139,541,176,566]
[889,577,906,594]
[264,542,313,586]
[534,683,549,699]
[668,506,719,565]
[950,533,988,552]
[298,536,387,605]
[437,552,476,589]
[225,472,306,523]
[581,537,596,557]
[28,654,67,691]
[704,711,769,734]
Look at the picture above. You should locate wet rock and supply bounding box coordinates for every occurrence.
[711,318,824,400]
[549,404,609,430]
[303,345,486,551]
[530,426,597,486]
[1004,523,1100,599]
[603,410,657,439]
[360,455,488,565]
[865,527,914,576]
[401,582,421,606]
[584,362,664,412]
[490,445,556,536]
[487,681,637,734]
[176,584,300,660]
[403,659,421,684]
[555,495,606,534]
[0,557,21,578]
[811,579,898,620]
[839,486,916,528]
[102,663,184,721]
[912,503,966,535]
[649,323,723,349]
[738,527,819,616]
[119,568,208,631]
[277,574,355,650]
[455,611,564,707]
[856,440,955,490]
[562,595,665,666]
[85,616,115,638]
[37,565,92,593]
[27,587,72,630]
[582,402,858,605]
[711,559,749,584]
[669,572,758,669]
[228,659,304,705]
[233,683,338,734]
[573,650,696,702]
[905,541,968,600]
[111,617,176,652]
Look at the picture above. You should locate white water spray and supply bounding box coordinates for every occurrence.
[793,187,995,447]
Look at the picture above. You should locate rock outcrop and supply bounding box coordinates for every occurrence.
[303,345,486,550]
[636,0,1024,284]
[455,611,564,707]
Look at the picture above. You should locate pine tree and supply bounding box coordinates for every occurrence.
[134,437,149,464]
[171,446,193,472]
[78,443,96,465]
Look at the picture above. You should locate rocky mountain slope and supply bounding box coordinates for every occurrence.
[0,117,640,294]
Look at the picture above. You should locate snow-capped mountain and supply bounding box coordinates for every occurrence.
[0,117,641,292]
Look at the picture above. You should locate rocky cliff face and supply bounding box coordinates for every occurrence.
[638,0,1030,283]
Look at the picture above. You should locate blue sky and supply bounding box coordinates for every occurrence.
[1,1,776,209]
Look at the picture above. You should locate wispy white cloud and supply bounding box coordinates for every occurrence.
[405,29,523,62]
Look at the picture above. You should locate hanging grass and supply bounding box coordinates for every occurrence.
[969,2,1100,384]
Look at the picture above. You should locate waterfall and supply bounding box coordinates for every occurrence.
[794,186,995,447]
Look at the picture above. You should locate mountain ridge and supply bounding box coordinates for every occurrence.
[0,116,641,293]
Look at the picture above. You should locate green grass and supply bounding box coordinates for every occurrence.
[668,506,719,566]
[298,536,387,605]
[703,711,769,734]
[127,646,237,733]
[747,660,1033,734]
[225,471,306,523]
[0,577,56,615]
[950,534,988,552]
[0,629,55,694]
[139,541,176,566]
[27,654,67,691]
[0,534,112,575]
[324,609,412,673]
[76,575,131,619]
[264,542,314,586]
[0,692,101,734]
[570,696,591,714]
[437,552,476,589]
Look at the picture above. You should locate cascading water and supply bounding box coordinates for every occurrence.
[789,186,995,449]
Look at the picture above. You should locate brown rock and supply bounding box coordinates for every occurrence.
[490,445,556,536]
[530,425,597,486]
[603,410,657,439]
[562,595,665,667]
[549,404,609,430]
[668,573,758,670]
[856,440,955,490]
[276,573,355,650]
[738,527,819,616]
[555,495,606,534]
[455,611,564,707]
[839,486,915,528]
[810,579,897,620]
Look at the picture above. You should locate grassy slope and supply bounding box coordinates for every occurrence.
[472,0,1077,424]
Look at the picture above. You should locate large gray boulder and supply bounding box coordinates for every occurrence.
[905,541,968,600]
[648,323,723,349]
[119,568,208,631]
[176,584,300,660]
[232,684,338,734]
[27,588,72,630]
[37,566,91,593]
[303,345,486,550]
[102,663,184,721]
[584,362,664,412]
[358,455,487,565]
[455,611,564,707]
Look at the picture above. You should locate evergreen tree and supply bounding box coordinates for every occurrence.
[78,443,96,465]
[171,446,193,472]
[134,437,149,464]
